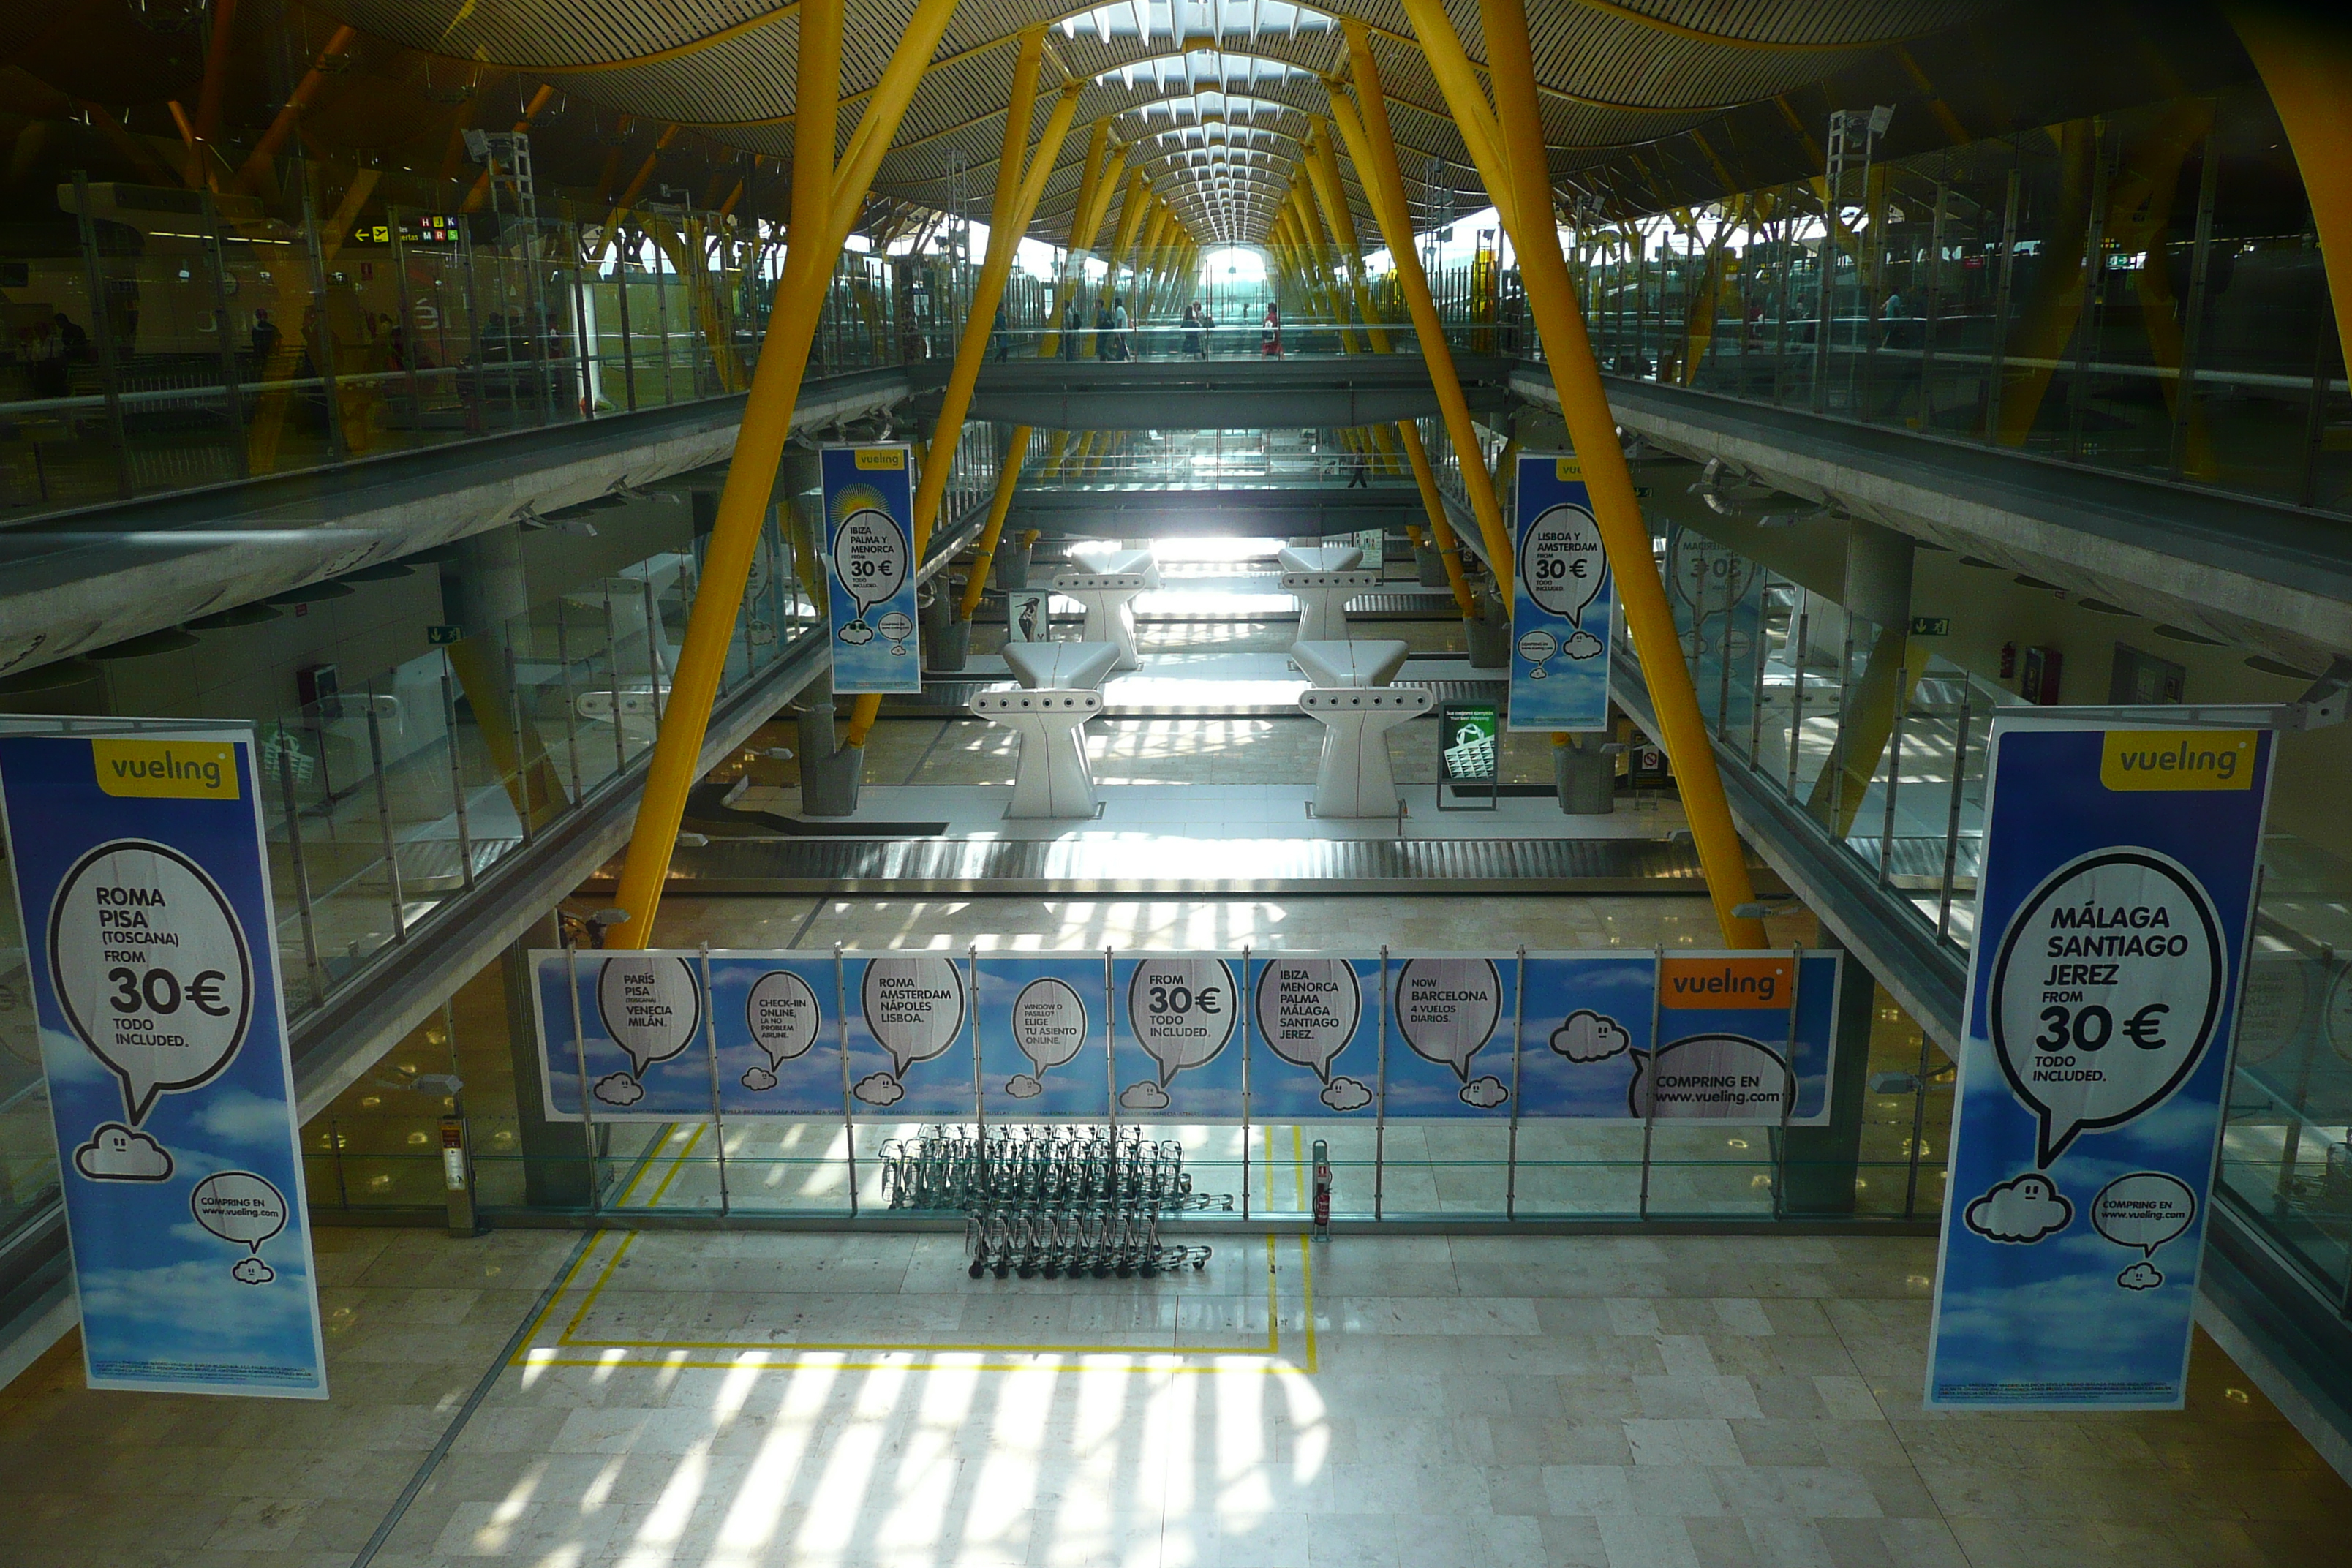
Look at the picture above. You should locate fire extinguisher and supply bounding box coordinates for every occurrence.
[1312,1138,1332,1239]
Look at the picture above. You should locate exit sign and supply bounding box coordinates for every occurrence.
[428,625,464,644]
[1909,617,1951,637]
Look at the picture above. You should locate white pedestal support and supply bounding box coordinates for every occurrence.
[1003,640,1122,691]
[973,687,1104,819]
[1292,639,1409,688]
[1300,686,1433,818]
[1281,570,1384,647]
[1051,570,1155,671]
[1277,544,1364,574]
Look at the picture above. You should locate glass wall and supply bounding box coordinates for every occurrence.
[1549,84,2348,519]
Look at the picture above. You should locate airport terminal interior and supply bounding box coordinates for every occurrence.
[4,0,2352,1564]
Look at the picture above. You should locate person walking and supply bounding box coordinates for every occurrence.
[1109,294,1131,361]
[1181,301,1204,359]
[1060,298,1082,361]
[1259,301,1282,357]
[989,300,1011,361]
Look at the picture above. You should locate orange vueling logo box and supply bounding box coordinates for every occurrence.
[1659,956,1793,1009]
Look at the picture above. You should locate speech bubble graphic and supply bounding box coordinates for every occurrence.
[2234,953,2309,1067]
[596,956,701,1079]
[2117,1260,2163,1289]
[1395,958,1502,1083]
[878,610,914,654]
[1668,529,1759,612]
[48,838,254,1127]
[1517,630,1557,676]
[2089,1171,2197,1258]
[1320,1076,1372,1112]
[593,1072,644,1107]
[1550,1009,1630,1063]
[1989,848,2225,1166]
[1520,502,1608,628]
[1963,1172,2073,1244]
[1127,957,1237,1086]
[230,1256,276,1286]
[1011,977,1090,1084]
[834,502,908,618]
[190,1169,287,1255]
[1628,1034,1791,1119]
[861,955,966,1079]
[74,1122,172,1182]
[1254,959,1360,1084]
[745,970,821,1068]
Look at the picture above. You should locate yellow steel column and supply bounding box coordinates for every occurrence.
[1324,48,1512,581]
[958,125,1125,626]
[2232,6,2352,364]
[606,0,954,946]
[1403,0,1763,945]
[843,55,1084,748]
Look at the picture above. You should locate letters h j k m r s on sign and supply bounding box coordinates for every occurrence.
[1926,721,2272,1410]
[0,727,327,1397]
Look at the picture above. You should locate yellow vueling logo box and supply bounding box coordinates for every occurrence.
[854,448,905,470]
[93,739,241,799]
[2099,729,2255,791]
[1555,459,1583,480]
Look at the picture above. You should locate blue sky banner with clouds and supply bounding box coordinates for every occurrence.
[1926,720,2272,1409]
[0,728,325,1397]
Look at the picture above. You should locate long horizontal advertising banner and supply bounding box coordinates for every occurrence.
[531,948,1842,1126]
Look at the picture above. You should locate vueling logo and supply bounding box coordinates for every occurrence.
[2099,729,2254,793]
[92,740,239,799]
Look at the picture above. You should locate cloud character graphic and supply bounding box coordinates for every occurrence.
[1005,1074,1043,1099]
[75,1123,173,1182]
[230,1256,276,1286]
[1964,1173,2073,1244]
[1459,1075,1509,1109]
[2116,1261,2163,1291]
[1562,630,1605,660]
[739,1066,778,1092]
[592,1072,645,1107]
[1119,1079,1172,1111]
[1550,1009,1630,1063]
[1319,1076,1373,1112]
[853,1072,905,1107]
[838,621,875,645]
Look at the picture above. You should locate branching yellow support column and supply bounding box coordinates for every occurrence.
[2233,5,2352,364]
[605,0,957,947]
[1400,0,1763,946]
[843,47,1084,750]
[1325,39,1512,582]
[957,123,1126,625]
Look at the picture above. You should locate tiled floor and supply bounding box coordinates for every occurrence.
[4,1227,2345,1568]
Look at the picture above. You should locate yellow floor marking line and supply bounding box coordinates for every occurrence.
[611,1121,682,1208]
[514,1230,1313,1374]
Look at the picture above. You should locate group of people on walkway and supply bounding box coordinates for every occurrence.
[987,298,1289,361]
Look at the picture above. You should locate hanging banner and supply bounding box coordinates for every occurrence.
[529,949,1840,1125]
[1665,522,1764,736]
[821,443,922,694]
[1246,954,1383,1117]
[1509,453,1613,732]
[1384,954,1518,1115]
[1926,720,2273,1410]
[0,725,326,1398]
[978,954,1110,1119]
[1113,954,1245,1119]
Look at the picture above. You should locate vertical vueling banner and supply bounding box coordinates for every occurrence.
[822,443,922,693]
[1927,720,2274,1410]
[1509,453,1613,731]
[0,725,326,1397]
[1665,523,1764,736]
